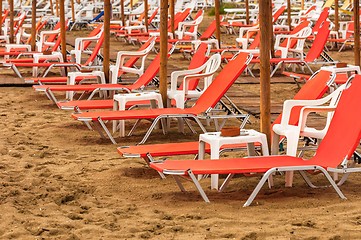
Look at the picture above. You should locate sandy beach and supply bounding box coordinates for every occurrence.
[1,14,361,239]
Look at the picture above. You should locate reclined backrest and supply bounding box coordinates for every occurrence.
[272,5,286,23]
[147,8,159,24]
[312,7,330,33]
[1,10,9,25]
[191,52,250,112]
[178,43,208,91]
[200,16,223,40]
[248,31,260,49]
[304,21,330,62]
[279,20,310,48]
[84,32,104,66]
[83,24,103,50]
[45,20,69,50]
[170,8,191,31]
[129,44,173,90]
[272,70,332,125]
[313,75,361,166]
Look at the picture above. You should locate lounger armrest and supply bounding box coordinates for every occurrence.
[298,106,337,132]
[74,36,101,51]
[170,67,207,92]
[281,86,345,126]
[125,25,147,34]
[5,44,31,52]
[238,26,258,39]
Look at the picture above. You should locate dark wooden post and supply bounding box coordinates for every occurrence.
[70,0,75,23]
[144,0,148,32]
[160,0,168,104]
[55,0,59,16]
[245,0,249,25]
[215,0,221,48]
[170,0,175,38]
[59,0,67,66]
[49,0,54,15]
[259,0,271,147]
[121,0,125,27]
[333,0,339,32]
[104,0,111,82]
[9,0,14,43]
[31,0,36,51]
[287,0,292,31]
[0,0,3,35]
[354,0,360,66]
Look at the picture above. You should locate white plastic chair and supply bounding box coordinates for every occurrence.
[109,38,155,83]
[274,26,312,58]
[272,83,346,157]
[167,53,222,109]
[175,14,204,40]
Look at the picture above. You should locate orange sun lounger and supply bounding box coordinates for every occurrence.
[57,43,209,110]
[117,69,334,163]
[149,75,361,206]
[71,52,252,144]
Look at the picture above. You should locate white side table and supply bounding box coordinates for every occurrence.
[198,129,269,190]
[320,65,361,79]
[113,92,163,137]
[33,52,63,77]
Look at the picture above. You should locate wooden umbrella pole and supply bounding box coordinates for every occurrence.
[159,0,168,105]
[354,0,360,66]
[9,0,14,43]
[301,0,304,10]
[0,0,3,35]
[70,0,75,23]
[59,0,67,74]
[287,0,292,31]
[55,0,59,17]
[121,0,125,27]
[245,0,249,25]
[335,0,339,32]
[31,0,36,51]
[170,0,175,38]
[104,0,111,83]
[144,0,149,32]
[215,0,221,48]
[50,0,54,15]
[259,0,271,149]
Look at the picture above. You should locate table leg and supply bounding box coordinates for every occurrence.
[210,143,220,190]
[246,143,256,156]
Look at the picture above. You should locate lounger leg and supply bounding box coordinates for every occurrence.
[337,173,351,186]
[128,119,142,137]
[315,166,346,200]
[98,117,117,144]
[11,65,23,79]
[219,174,234,192]
[243,169,275,207]
[139,117,162,145]
[92,121,107,139]
[298,170,318,188]
[146,154,166,179]
[45,88,59,104]
[187,169,210,203]
[184,119,197,134]
[173,176,186,192]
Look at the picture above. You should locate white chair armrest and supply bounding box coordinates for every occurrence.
[74,36,101,51]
